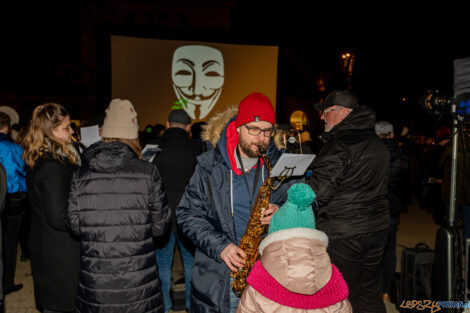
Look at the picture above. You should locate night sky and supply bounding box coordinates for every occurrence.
[2,1,470,136]
[231,3,470,134]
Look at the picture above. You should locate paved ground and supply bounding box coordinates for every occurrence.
[3,246,187,313]
[3,198,441,313]
[385,202,441,313]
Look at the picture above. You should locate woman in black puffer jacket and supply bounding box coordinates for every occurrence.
[67,99,170,313]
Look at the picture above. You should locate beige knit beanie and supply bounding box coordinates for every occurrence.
[101,99,139,139]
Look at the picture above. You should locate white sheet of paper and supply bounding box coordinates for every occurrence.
[142,144,161,162]
[80,125,101,147]
[270,153,315,177]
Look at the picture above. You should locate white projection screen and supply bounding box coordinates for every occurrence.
[111,35,279,129]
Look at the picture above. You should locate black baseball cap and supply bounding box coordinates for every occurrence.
[314,90,358,111]
[168,109,191,125]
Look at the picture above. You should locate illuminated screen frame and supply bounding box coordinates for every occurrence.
[107,34,279,130]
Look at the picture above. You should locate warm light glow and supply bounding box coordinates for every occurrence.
[341,52,355,90]
[290,110,308,130]
[111,35,278,127]
[316,77,325,92]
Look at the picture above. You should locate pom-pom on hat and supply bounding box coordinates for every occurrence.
[268,183,316,234]
[101,99,139,139]
[235,92,275,128]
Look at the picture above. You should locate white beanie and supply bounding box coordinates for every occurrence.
[101,99,139,139]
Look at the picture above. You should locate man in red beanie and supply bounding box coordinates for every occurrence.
[177,92,298,313]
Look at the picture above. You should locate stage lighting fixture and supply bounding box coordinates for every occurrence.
[421,90,452,115]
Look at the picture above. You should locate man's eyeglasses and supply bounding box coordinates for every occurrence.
[244,124,274,137]
[322,107,343,117]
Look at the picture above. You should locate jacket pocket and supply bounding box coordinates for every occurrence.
[191,264,226,311]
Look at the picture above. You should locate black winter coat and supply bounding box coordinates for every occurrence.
[308,106,391,239]
[67,141,170,313]
[26,154,81,312]
[382,138,409,217]
[151,127,202,231]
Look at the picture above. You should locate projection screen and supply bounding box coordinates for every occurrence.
[111,35,279,129]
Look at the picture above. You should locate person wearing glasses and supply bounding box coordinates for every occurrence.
[307,90,390,313]
[176,92,298,313]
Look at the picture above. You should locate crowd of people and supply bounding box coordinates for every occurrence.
[0,89,468,313]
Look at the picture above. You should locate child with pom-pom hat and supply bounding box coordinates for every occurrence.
[236,183,352,313]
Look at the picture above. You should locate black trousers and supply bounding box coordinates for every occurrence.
[2,192,26,290]
[327,229,388,313]
[19,202,31,258]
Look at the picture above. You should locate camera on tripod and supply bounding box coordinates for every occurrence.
[421,90,453,115]
[421,58,470,124]
[421,89,470,124]
[423,58,470,308]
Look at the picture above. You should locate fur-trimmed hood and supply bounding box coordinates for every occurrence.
[201,106,285,150]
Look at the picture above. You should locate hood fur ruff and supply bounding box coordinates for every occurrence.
[201,106,285,150]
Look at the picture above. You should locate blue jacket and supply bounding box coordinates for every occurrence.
[0,133,26,194]
[176,108,299,313]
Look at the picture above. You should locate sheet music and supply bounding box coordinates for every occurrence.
[80,125,101,148]
[270,153,315,177]
[142,144,161,162]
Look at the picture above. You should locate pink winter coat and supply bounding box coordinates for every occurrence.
[236,228,352,313]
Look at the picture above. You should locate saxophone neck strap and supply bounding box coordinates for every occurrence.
[236,146,262,205]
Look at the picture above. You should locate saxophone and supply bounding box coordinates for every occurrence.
[230,151,275,297]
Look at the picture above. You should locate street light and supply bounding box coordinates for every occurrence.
[341,52,355,90]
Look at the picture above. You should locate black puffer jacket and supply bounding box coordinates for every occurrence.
[67,141,170,313]
[308,106,390,239]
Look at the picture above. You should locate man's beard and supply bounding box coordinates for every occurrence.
[239,138,269,158]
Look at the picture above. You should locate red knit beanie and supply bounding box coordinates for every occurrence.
[235,92,275,128]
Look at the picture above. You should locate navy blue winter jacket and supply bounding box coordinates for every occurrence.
[176,108,299,313]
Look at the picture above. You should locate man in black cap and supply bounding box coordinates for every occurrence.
[152,109,202,313]
[308,90,390,313]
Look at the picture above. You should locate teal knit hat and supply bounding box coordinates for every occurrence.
[268,183,316,234]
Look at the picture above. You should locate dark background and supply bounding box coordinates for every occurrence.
[1,1,469,136]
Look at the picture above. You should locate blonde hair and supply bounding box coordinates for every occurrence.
[101,137,142,159]
[21,103,78,167]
